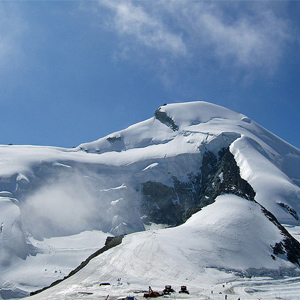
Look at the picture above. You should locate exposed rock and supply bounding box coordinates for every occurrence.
[107,136,122,143]
[261,206,300,266]
[141,147,256,226]
[154,108,179,131]
[141,146,300,268]
[141,181,183,226]
[196,148,256,211]
[277,202,299,220]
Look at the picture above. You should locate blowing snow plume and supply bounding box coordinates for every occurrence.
[20,166,144,239]
[21,174,99,239]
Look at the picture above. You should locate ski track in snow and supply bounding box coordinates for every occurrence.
[27,273,300,300]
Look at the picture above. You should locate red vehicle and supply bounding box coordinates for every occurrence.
[179,286,189,294]
[144,286,163,298]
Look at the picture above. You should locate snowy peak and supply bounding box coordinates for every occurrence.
[77,101,250,154]
[155,101,249,129]
[0,101,300,298]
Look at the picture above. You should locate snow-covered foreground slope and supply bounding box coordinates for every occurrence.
[0,230,110,298]
[0,101,300,298]
[29,194,300,300]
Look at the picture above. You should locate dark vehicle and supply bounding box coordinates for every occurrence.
[179,286,189,294]
[163,285,175,295]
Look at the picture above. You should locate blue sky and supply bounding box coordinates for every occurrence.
[0,0,299,149]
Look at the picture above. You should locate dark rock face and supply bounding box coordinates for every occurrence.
[277,202,299,220]
[141,181,184,226]
[107,136,122,143]
[141,147,256,226]
[198,149,256,207]
[141,147,300,268]
[262,206,300,266]
[154,108,179,131]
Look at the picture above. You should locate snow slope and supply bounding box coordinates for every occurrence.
[0,101,300,298]
[28,195,300,300]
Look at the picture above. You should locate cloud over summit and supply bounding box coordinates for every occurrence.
[98,0,187,57]
[97,0,294,74]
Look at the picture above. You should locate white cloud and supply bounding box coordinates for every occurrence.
[195,6,291,72]
[95,1,294,75]
[98,0,187,57]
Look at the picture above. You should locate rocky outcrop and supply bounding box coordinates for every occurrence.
[197,148,255,207]
[141,147,300,267]
[277,202,299,220]
[261,206,300,266]
[154,108,179,131]
[141,147,256,226]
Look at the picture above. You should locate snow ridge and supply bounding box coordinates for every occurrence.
[0,101,299,299]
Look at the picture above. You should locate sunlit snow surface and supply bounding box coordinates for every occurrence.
[0,231,110,298]
[28,195,300,300]
[0,101,300,299]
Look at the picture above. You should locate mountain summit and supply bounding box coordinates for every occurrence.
[1,101,300,299]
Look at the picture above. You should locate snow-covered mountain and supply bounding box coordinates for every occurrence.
[1,101,300,299]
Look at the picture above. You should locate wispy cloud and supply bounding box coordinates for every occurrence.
[95,0,294,76]
[98,0,187,57]
[192,5,292,73]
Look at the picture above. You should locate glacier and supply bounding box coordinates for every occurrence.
[0,101,300,299]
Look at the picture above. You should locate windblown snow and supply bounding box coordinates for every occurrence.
[0,101,300,300]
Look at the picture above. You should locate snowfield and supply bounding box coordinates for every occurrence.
[0,101,300,299]
[27,195,300,300]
